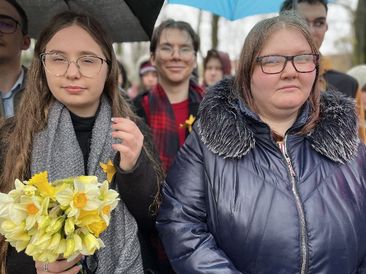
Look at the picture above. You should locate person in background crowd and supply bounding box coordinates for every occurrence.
[138,60,158,93]
[156,12,366,273]
[134,19,202,172]
[117,60,131,92]
[128,60,158,100]
[0,11,163,274]
[133,19,202,273]
[280,0,366,142]
[348,64,366,127]
[0,0,30,119]
[202,49,231,91]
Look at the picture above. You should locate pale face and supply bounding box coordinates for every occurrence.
[151,28,197,86]
[250,27,316,122]
[0,1,30,64]
[204,57,224,86]
[141,71,158,90]
[297,2,328,50]
[44,25,109,117]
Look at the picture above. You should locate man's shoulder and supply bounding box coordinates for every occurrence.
[324,69,358,98]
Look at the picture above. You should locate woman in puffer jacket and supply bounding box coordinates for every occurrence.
[156,12,366,274]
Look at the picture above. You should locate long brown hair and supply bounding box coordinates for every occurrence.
[234,12,321,134]
[0,11,163,272]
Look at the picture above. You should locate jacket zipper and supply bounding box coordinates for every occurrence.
[282,137,309,274]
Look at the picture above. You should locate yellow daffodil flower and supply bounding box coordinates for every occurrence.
[0,172,120,263]
[56,179,100,218]
[28,172,56,199]
[99,181,119,225]
[179,114,196,132]
[100,160,116,183]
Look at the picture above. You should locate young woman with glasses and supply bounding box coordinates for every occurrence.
[156,12,366,274]
[0,11,163,274]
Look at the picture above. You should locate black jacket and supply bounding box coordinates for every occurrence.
[157,78,366,273]
[324,69,358,98]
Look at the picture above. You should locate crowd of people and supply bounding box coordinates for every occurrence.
[0,0,365,274]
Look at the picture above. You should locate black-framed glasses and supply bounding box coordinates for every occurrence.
[40,52,110,78]
[256,54,319,74]
[0,15,21,34]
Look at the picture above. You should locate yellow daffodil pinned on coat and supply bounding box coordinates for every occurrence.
[100,160,116,183]
[0,172,119,263]
[180,114,196,133]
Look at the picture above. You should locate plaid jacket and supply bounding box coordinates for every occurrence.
[133,81,203,172]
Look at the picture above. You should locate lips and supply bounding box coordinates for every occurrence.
[63,85,86,94]
[166,66,185,71]
[277,85,299,91]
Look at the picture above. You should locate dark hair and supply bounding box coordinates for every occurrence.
[234,12,320,135]
[203,49,231,76]
[117,60,130,90]
[280,0,328,13]
[150,19,200,55]
[5,0,28,34]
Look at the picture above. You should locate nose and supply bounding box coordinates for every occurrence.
[281,59,297,78]
[65,61,81,78]
[171,48,181,59]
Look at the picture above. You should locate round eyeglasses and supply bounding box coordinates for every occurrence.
[157,45,195,60]
[40,53,110,78]
[0,15,21,34]
[256,54,319,74]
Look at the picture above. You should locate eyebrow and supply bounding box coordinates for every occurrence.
[159,42,193,48]
[0,14,20,24]
[46,50,101,56]
[307,17,326,21]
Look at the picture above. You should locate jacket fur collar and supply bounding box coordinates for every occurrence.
[197,78,360,163]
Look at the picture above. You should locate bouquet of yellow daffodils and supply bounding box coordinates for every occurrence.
[0,171,119,263]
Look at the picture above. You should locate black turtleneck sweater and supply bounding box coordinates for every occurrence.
[69,111,96,174]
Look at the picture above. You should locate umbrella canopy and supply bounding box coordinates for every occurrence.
[167,0,335,21]
[167,0,283,20]
[16,0,164,42]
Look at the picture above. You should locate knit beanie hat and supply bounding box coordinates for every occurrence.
[139,60,156,77]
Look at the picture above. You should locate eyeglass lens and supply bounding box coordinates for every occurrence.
[259,54,317,74]
[0,17,18,34]
[159,45,194,59]
[42,54,104,78]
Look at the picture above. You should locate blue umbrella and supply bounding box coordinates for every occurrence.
[167,0,283,20]
[167,0,335,21]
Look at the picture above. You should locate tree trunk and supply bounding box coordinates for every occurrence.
[354,0,366,64]
[211,15,219,49]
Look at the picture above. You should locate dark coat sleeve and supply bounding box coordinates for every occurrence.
[113,119,162,234]
[156,126,240,273]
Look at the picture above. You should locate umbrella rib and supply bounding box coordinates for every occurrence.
[64,0,71,10]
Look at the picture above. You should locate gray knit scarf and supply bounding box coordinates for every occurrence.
[31,96,143,273]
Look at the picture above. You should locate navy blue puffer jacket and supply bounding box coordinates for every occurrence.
[156,79,366,274]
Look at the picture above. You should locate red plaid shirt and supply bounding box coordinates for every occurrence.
[134,81,203,171]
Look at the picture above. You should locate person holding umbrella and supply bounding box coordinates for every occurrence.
[0,10,163,274]
[156,12,366,273]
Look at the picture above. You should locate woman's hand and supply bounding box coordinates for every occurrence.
[111,117,144,171]
[35,255,82,273]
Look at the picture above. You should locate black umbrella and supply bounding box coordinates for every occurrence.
[16,0,164,42]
